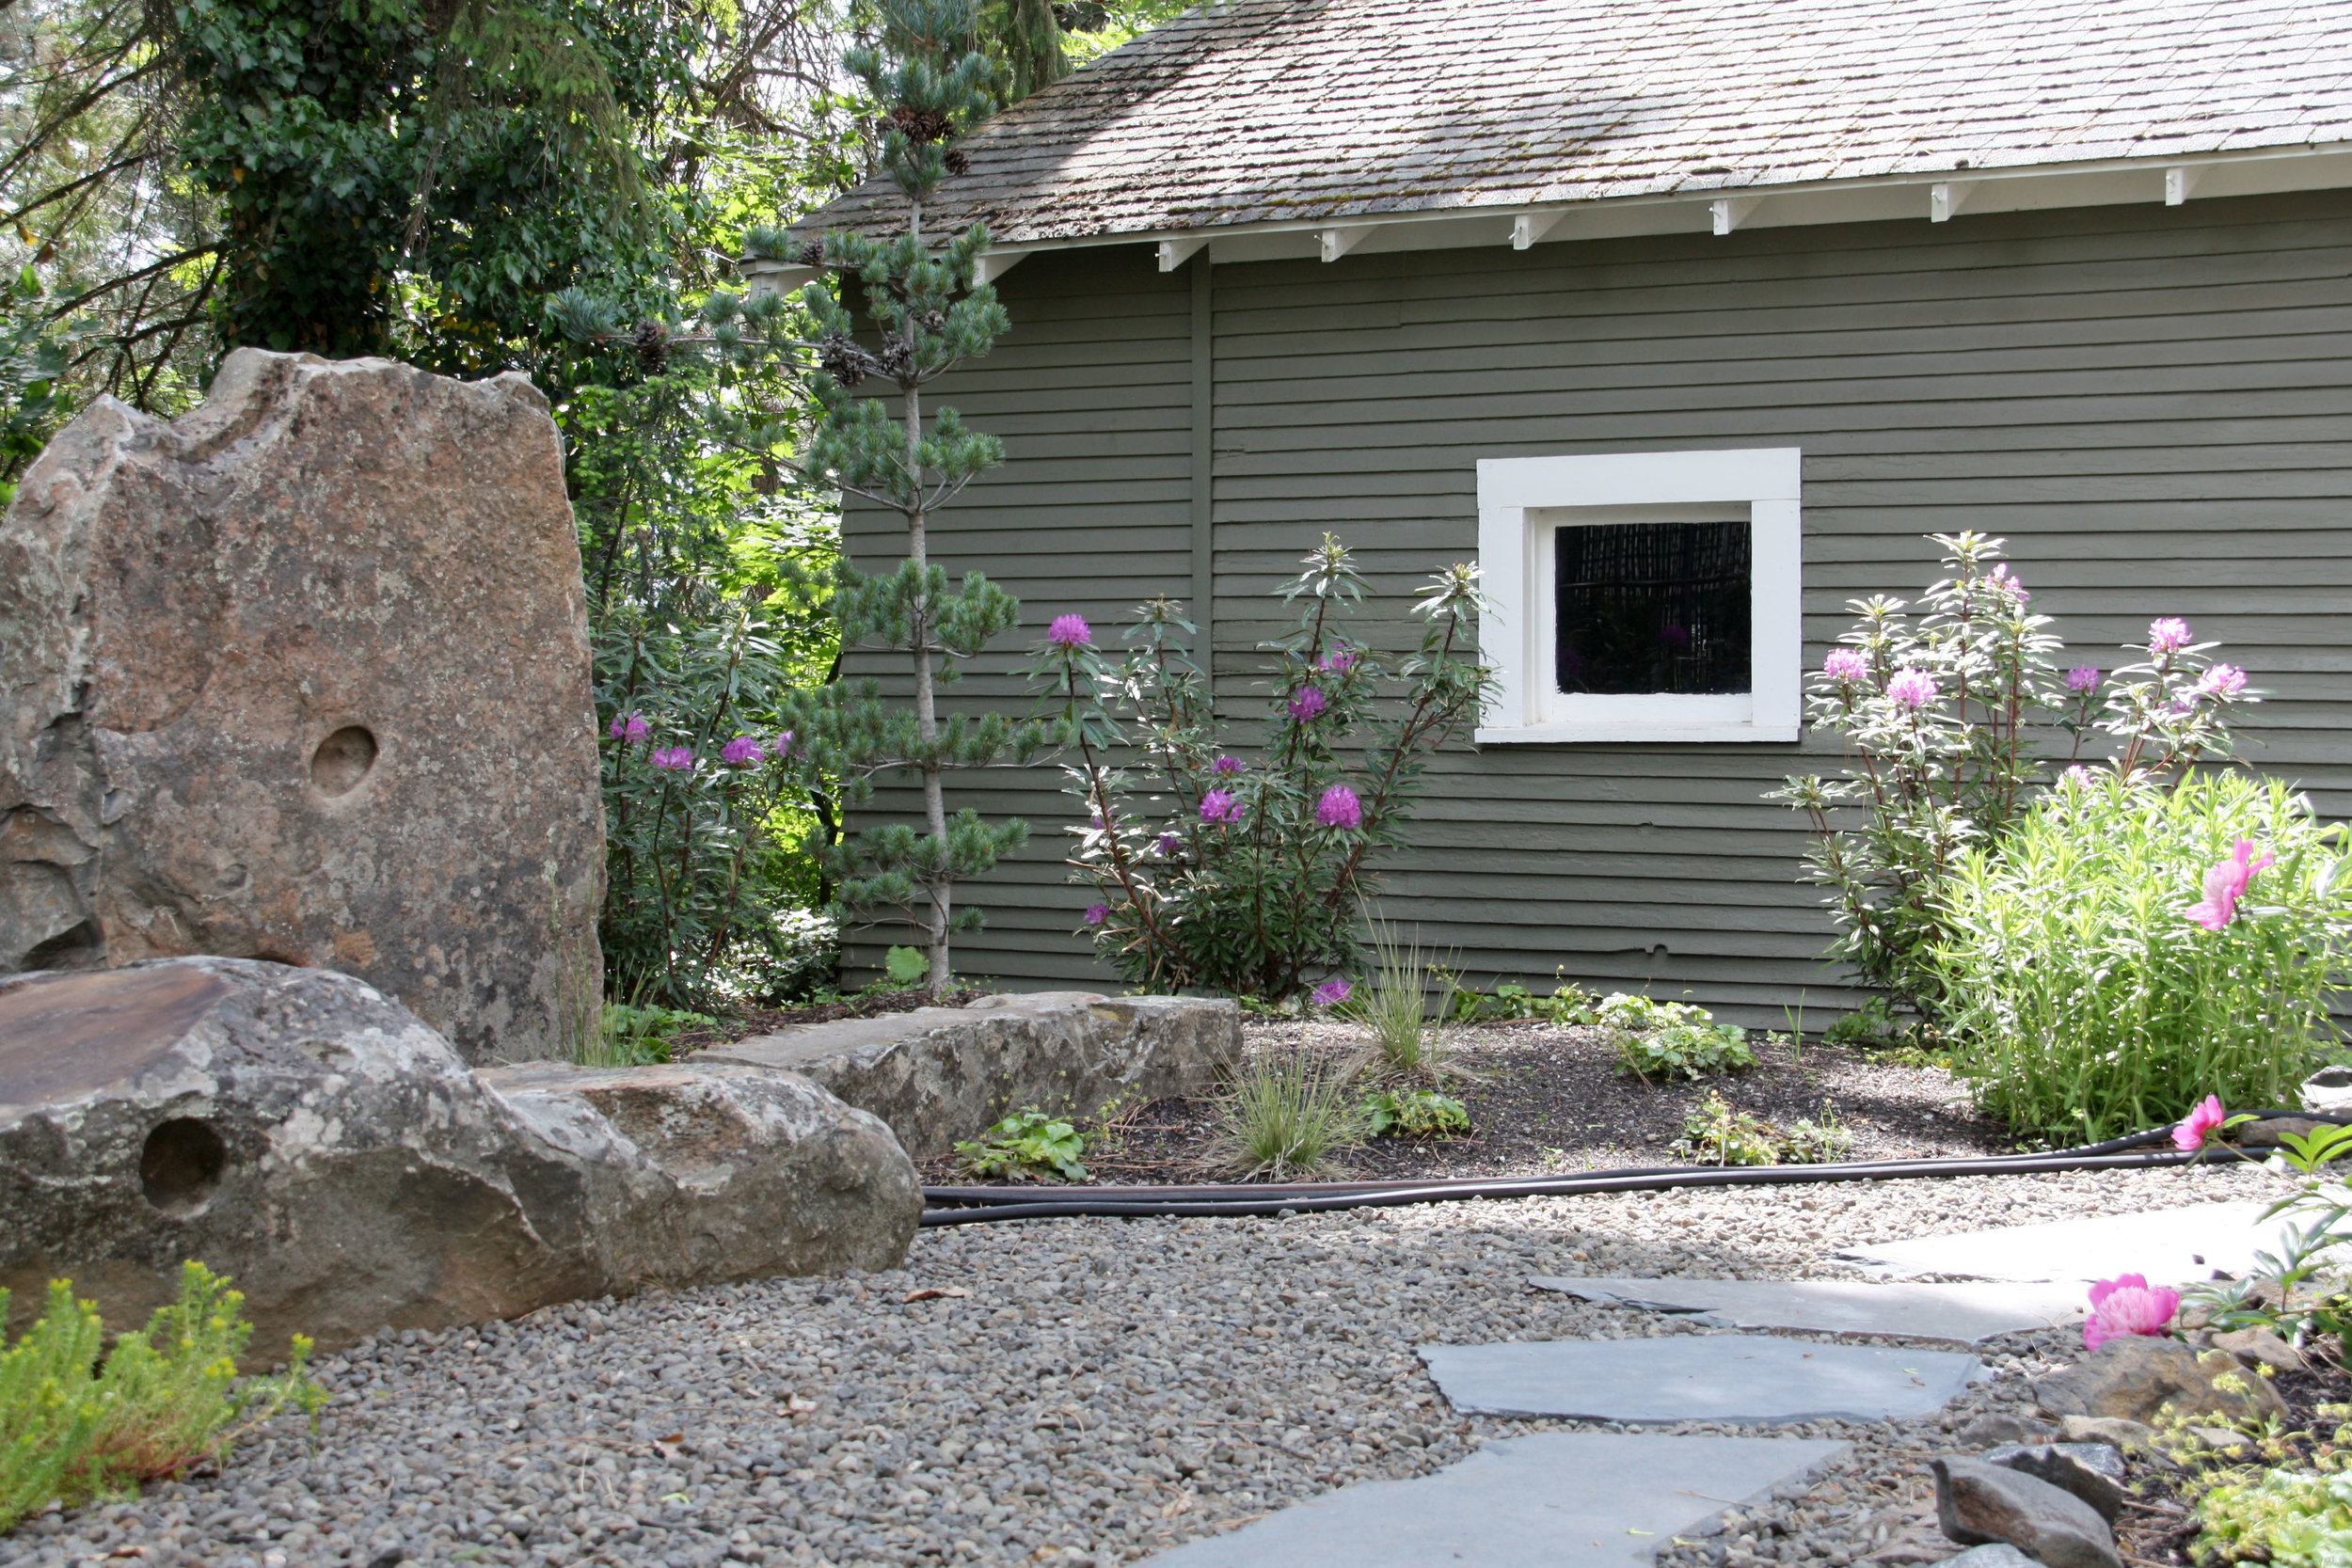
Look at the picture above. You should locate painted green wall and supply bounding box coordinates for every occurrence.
[840,189,2352,1019]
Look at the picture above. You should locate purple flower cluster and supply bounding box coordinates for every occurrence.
[1156,832,1181,855]
[1988,563,2029,602]
[2195,663,2248,700]
[1200,789,1246,825]
[2148,617,2194,656]
[609,711,650,743]
[2065,665,2102,694]
[1211,755,1245,775]
[1288,687,1328,721]
[1311,976,1353,1007]
[1047,613,1092,648]
[1319,647,1359,673]
[720,735,766,766]
[1821,648,1869,684]
[1315,784,1363,830]
[651,747,694,771]
[1885,668,1940,709]
[1083,903,1110,927]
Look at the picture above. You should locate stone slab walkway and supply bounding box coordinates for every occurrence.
[1834,1201,2283,1282]
[1144,1433,1850,1568]
[1527,1276,2085,1345]
[1420,1336,1983,1423]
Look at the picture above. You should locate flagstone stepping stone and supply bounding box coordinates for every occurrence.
[1833,1203,2294,1284]
[1421,1336,1983,1423]
[1146,1432,1849,1568]
[1527,1276,2085,1346]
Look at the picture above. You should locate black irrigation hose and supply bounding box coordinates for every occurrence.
[917,1107,2351,1228]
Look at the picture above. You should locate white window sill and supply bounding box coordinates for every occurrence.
[1474,722,1802,745]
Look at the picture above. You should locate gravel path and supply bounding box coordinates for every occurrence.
[2,1160,2290,1568]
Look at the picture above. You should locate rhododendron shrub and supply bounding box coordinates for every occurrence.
[1024,535,1490,1000]
[1774,532,2259,1020]
[1937,771,2352,1141]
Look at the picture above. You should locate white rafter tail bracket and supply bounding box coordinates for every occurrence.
[1929,181,1977,223]
[1513,211,1567,250]
[973,248,1033,287]
[1156,235,1209,272]
[1319,225,1375,262]
[2166,166,2202,206]
[1710,197,1760,235]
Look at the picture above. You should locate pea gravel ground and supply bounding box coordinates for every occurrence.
[1,1161,2293,1568]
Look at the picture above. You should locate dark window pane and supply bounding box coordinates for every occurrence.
[1554,520,1752,695]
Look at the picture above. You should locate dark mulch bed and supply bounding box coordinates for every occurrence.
[2118,1354,2352,1567]
[670,984,982,1056]
[921,1018,2018,1187]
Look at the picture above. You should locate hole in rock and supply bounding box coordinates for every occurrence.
[310,726,378,797]
[23,917,102,971]
[140,1117,227,1216]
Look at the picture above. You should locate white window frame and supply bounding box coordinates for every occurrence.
[1475,448,1803,744]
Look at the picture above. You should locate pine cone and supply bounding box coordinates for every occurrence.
[632,319,671,372]
[943,149,970,177]
[888,104,952,144]
[798,239,825,268]
[817,332,880,388]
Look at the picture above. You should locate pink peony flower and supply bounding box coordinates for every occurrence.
[1211,755,1245,775]
[2187,838,2274,930]
[2083,1274,2181,1353]
[1289,686,1328,721]
[1311,977,1353,1007]
[721,735,766,766]
[1315,784,1363,830]
[2173,1094,2227,1152]
[2149,617,2193,655]
[1886,668,1940,709]
[1047,613,1092,648]
[2065,666,2102,694]
[1083,903,1109,927]
[651,746,694,771]
[610,711,650,743]
[1200,789,1246,825]
[2196,663,2249,701]
[1822,648,1870,683]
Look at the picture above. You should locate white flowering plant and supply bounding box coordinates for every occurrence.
[1772,532,2258,1022]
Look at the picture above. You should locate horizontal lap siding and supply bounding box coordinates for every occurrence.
[846,193,2352,1020]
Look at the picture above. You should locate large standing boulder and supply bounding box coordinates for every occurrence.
[0,958,921,1359]
[0,349,601,1062]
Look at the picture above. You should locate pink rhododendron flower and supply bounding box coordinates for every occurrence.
[1989,564,2029,602]
[1886,668,1940,709]
[1211,755,1245,775]
[2187,838,2274,930]
[1047,613,1092,648]
[1320,647,1359,673]
[771,730,796,758]
[1200,789,1245,825]
[651,747,694,771]
[1156,832,1180,854]
[610,711,650,743]
[2065,666,2102,694]
[1311,977,1353,1007]
[1822,648,1869,683]
[2062,765,2097,788]
[2083,1274,2181,1353]
[1083,903,1109,926]
[1315,784,1363,830]
[721,735,766,766]
[2196,663,2249,700]
[2149,617,2193,655]
[1289,686,1328,721]
[2172,1094,2227,1152]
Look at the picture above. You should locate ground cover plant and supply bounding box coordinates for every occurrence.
[1671,1091,1853,1166]
[954,1107,1090,1182]
[1598,993,1759,1083]
[1025,536,1490,1001]
[1,1263,322,1533]
[1938,771,2352,1142]
[1359,1087,1470,1139]
[1774,533,2259,1022]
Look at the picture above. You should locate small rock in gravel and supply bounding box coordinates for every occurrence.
[1957,1414,2057,1449]
[1931,1455,2121,1568]
[2210,1326,2305,1373]
[1981,1443,2129,1522]
[2057,1414,2158,1450]
[1939,1545,2041,1568]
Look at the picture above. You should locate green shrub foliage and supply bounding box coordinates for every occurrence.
[1025,536,1489,1001]
[1,1263,322,1532]
[955,1107,1089,1182]
[1937,771,2352,1142]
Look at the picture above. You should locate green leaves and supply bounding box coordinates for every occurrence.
[956,1107,1089,1182]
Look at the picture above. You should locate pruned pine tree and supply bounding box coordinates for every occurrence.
[794,0,1061,997]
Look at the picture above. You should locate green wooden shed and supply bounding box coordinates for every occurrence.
[762,0,2352,1019]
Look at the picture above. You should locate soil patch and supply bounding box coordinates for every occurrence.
[922,1017,2015,1186]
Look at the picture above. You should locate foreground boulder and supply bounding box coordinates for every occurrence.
[695,990,1243,1158]
[2032,1334,2285,1425]
[1931,1455,2122,1568]
[0,958,919,1358]
[0,349,602,1062]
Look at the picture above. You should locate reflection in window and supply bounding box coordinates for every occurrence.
[1553,520,1752,695]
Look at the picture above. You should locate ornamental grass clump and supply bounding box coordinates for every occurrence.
[1340,914,1461,1081]
[1217,1052,1365,1178]
[1023,535,1490,1001]
[1935,770,2352,1143]
[1,1263,323,1533]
